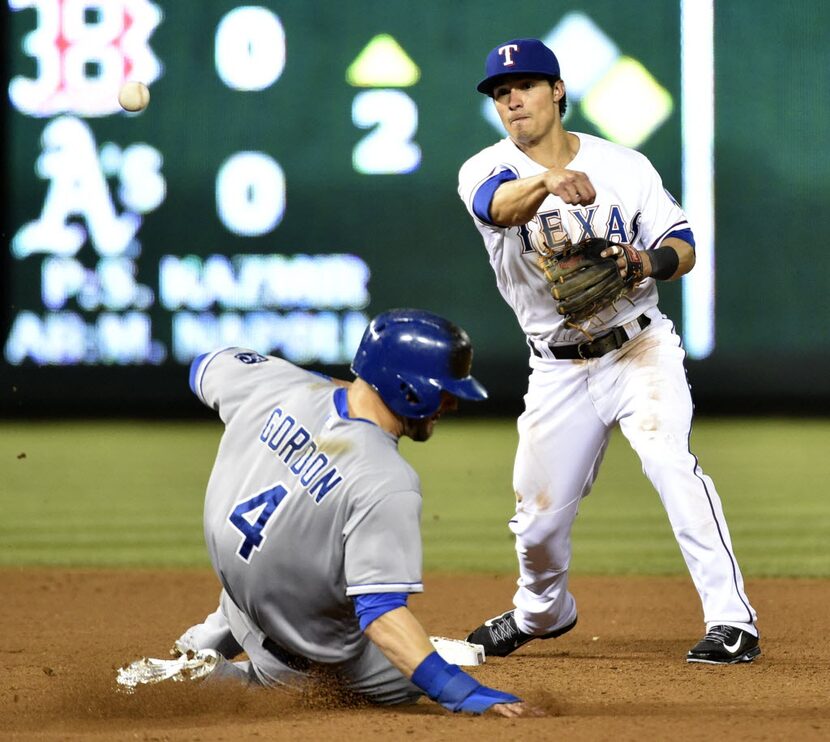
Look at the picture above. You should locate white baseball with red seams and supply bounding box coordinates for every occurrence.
[118,81,150,112]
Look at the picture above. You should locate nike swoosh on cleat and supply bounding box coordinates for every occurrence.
[723,633,744,653]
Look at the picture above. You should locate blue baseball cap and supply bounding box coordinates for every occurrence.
[477,38,561,95]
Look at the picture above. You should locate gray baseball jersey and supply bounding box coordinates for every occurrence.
[191,347,424,664]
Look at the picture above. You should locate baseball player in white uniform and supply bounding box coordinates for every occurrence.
[459,38,760,664]
[169,309,532,715]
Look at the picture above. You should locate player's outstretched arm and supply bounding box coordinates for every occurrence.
[363,606,534,716]
[490,167,596,225]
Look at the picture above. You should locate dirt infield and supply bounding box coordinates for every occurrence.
[2,569,828,741]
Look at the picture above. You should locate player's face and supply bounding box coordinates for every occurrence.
[402,393,458,442]
[492,76,559,145]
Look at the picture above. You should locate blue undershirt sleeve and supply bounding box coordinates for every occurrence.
[353,592,409,631]
[472,169,518,225]
[665,227,695,249]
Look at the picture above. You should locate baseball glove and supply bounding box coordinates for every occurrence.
[538,237,644,324]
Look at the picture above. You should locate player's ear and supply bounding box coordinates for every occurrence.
[551,78,565,102]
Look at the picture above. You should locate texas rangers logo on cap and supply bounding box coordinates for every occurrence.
[477,38,561,95]
[498,43,520,66]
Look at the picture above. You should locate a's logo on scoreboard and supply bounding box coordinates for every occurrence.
[8,0,163,118]
[11,116,166,260]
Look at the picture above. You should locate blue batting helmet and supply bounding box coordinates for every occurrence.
[351,309,488,419]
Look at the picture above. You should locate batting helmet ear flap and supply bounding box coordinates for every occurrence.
[395,373,443,418]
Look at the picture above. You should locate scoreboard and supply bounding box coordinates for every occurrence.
[2,0,829,414]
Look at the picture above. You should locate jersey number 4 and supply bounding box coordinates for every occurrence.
[228,484,289,561]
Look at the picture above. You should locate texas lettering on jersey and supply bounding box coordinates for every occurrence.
[517,204,643,256]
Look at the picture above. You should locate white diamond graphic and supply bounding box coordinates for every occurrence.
[543,12,620,99]
[580,57,673,148]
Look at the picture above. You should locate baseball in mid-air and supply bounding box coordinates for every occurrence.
[118,81,150,112]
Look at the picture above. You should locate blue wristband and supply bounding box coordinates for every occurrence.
[410,651,521,713]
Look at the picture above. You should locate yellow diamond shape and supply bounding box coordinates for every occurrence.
[580,56,673,148]
[346,34,420,87]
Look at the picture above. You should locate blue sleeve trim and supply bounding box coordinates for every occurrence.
[188,353,210,397]
[648,220,687,250]
[345,581,424,596]
[411,651,521,714]
[472,169,517,225]
[665,227,696,249]
[353,592,409,631]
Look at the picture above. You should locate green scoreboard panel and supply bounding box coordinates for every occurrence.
[2,1,828,414]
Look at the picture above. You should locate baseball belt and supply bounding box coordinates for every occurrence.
[262,636,312,672]
[530,313,651,360]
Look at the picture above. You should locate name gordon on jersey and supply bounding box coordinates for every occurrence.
[258,407,344,504]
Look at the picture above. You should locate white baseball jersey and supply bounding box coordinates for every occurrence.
[458,132,690,346]
[190,348,423,664]
[457,131,757,639]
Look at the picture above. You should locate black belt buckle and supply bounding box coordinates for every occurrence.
[577,324,626,359]
[544,313,650,361]
[608,325,627,351]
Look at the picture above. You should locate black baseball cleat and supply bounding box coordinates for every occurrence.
[466,609,577,657]
[686,625,761,664]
